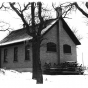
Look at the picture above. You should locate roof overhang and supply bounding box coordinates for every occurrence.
[0,37,32,46]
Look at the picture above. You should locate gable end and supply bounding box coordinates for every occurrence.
[61,18,81,45]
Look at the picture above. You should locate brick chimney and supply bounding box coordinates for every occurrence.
[55,7,62,18]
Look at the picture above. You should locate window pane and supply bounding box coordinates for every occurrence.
[25,45,30,60]
[47,42,56,52]
[63,44,71,53]
[4,49,8,62]
[14,47,18,61]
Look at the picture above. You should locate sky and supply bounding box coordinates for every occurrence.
[0,0,88,66]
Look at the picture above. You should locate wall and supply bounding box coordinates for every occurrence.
[40,19,77,68]
[1,43,32,69]
[40,25,58,67]
[59,19,77,63]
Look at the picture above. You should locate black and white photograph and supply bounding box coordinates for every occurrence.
[0,0,87,87]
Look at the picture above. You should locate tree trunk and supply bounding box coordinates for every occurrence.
[32,37,43,84]
[36,38,43,84]
[32,41,37,79]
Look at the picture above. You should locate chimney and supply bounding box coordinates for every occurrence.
[55,7,62,64]
[55,7,62,18]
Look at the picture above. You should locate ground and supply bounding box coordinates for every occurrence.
[0,69,88,88]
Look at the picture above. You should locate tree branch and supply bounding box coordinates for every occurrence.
[9,2,21,17]
[0,21,13,33]
[22,2,31,12]
[9,3,28,26]
[9,2,34,36]
[17,2,22,12]
[73,2,88,18]
[0,3,4,9]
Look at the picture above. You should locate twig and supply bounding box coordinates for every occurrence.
[22,2,31,13]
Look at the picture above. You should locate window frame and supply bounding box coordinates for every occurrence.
[25,45,30,61]
[4,49,8,63]
[63,44,71,54]
[14,47,18,62]
[47,42,57,52]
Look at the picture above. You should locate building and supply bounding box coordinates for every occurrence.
[0,8,81,71]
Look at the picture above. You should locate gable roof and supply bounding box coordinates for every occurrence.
[0,29,32,46]
[0,18,80,46]
[61,18,81,45]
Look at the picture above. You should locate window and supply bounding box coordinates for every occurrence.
[47,42,56,52]
[63,44,71,54]
[25,45,30,60]
[4,49,8,62]
[14,47,18,62]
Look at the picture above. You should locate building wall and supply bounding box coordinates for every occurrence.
[1,43,32,69]
[40,25,58,67]
[59,20,77,63]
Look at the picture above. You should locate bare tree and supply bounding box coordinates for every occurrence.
[0,2,53,84]
[9,2,44,84]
